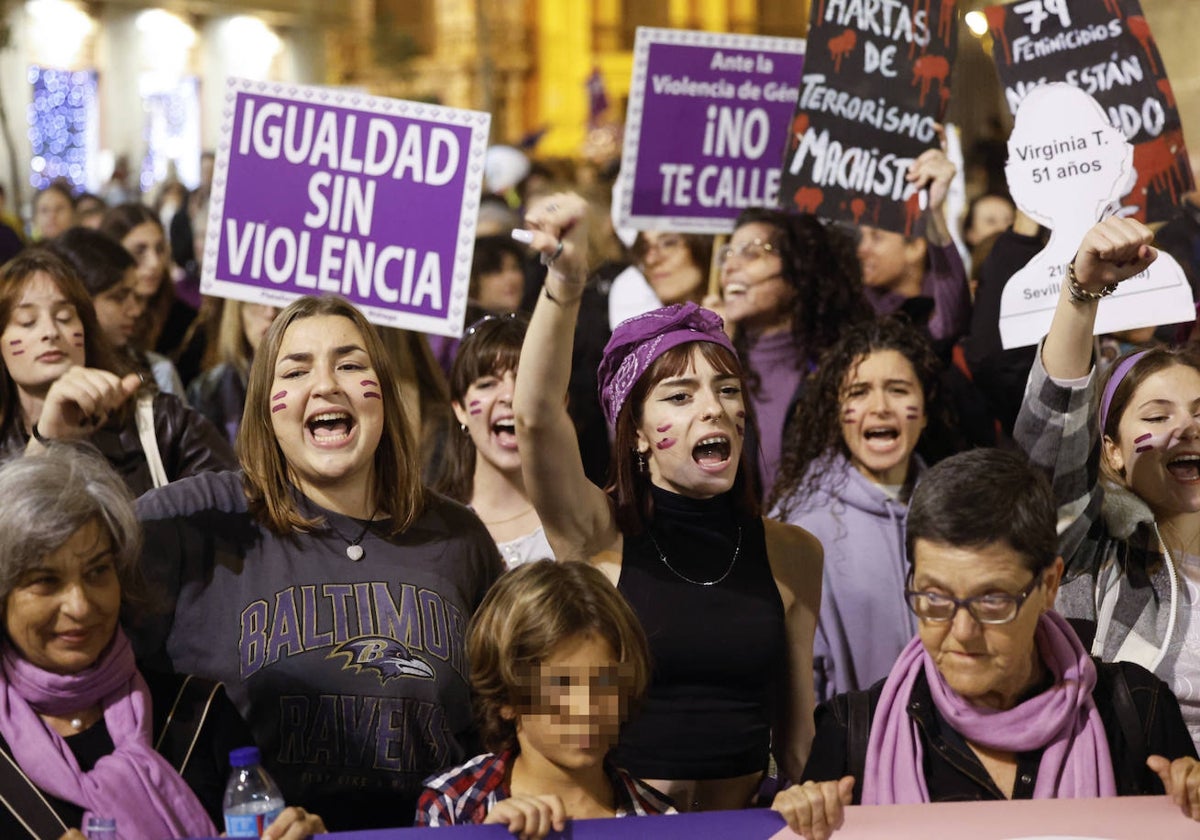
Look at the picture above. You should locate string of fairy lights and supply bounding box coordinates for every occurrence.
[26,65,96,191]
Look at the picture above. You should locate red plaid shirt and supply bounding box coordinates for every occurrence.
[414,750,676,826]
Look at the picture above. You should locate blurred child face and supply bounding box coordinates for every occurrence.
[510,633,628,772]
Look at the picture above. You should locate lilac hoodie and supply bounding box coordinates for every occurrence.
[770,452,922,702]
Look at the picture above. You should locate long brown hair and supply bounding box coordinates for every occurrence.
[608,341,759,535]
[0,248,131,443]
[238,295,425,535]
[432,314,527,503]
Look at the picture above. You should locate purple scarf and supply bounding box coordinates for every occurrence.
[862,611,1117,804]
[0,629,216,839]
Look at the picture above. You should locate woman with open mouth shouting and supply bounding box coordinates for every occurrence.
[513,193,823,813]
[433,312,554,569]
[131,295,504,831]
[769,316,950,703]
[1017,216,1200,750]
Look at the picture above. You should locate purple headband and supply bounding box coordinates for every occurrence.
[1100,350,1150,433]
[597,302,736,426]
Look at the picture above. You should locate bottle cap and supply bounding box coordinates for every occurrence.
[229,746,262,767]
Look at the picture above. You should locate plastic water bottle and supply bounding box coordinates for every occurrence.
[223,746,286,837]
[83,817,118,840]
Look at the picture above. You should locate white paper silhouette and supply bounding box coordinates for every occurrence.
[998,84,1191,350]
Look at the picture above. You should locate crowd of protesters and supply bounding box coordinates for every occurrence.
[0,122,1198,840]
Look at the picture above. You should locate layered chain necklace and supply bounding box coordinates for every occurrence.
[648,525,742,586]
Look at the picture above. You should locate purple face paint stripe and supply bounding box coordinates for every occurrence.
[271,403,287,413]
[7,340,19,345]
[1133,433,1153,444]
[656,423,672,432]
[1135,445,1153,453]
[363,392,382,400]
[656,438,677,450]
[361,379,379,387]
[10,350,23,355]
[469,400,481,407]
[271,390,288,401]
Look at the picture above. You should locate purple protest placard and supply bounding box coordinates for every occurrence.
[617,28,806,234]
[202,78,491,338]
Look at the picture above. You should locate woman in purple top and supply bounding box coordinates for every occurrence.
[706,209,870,495]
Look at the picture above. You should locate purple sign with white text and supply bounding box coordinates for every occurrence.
[202,78,490,337]
[617,28,806,234]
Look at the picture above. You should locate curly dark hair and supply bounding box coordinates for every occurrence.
[730,208,872,394]
[769,315,947,519]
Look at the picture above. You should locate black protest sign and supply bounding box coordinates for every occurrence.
[778,0,958,235]
[986,0,1192,223]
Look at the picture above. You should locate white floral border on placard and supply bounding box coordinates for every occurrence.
[617,27,806,236]
[202,76,490,338]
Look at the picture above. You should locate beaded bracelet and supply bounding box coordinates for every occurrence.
[1066,260,1118,303]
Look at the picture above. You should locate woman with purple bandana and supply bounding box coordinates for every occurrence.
[775,449,1199,839]
[1016,217,1200,750]
[512,193,823,813]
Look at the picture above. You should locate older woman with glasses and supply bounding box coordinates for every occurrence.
[773,448,1200,839]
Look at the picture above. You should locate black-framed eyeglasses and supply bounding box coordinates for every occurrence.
[904,570,1043,625]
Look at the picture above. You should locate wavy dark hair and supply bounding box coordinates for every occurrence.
[432,313,528,503]
[769,315,948,519]
[731,208,872,394]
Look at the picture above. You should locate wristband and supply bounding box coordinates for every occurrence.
[30,422,52,446]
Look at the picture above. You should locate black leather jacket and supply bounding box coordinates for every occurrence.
[4,391,237,497]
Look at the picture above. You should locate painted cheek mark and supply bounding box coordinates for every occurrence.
[1133,433,1152,444]
[363,392,382,400]
[271,390,288,401]
[904,405,921,419]
[9,351,22,355]
[8,340,20,345]
[1135,444,1154,453]
[656,423,672,433]
[71,332,84,347]
[736,424,745,438]
[735,410,745,419]
[469,400,481,407]
[361,379,379,388]
[841,408,857,423]
[656,438,677,450]
[271,403,288,413]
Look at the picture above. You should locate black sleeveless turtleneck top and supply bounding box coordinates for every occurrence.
[612,486,786,779]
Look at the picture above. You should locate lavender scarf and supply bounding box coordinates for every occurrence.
[0,629,216,839]
[862,611,1117,803]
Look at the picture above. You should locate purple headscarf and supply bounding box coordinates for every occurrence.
[597,302,736,426]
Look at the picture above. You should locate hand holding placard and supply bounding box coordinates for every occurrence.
[997,84,1190,350]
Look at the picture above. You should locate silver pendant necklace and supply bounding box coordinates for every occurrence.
[332,510,378,561]
[648,526,742,586]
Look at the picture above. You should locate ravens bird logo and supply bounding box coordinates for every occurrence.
[327,636,436,683]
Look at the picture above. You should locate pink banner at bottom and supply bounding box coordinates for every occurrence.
[772,794,1191,839]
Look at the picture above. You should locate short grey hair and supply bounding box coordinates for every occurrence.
[0,444,143,611]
